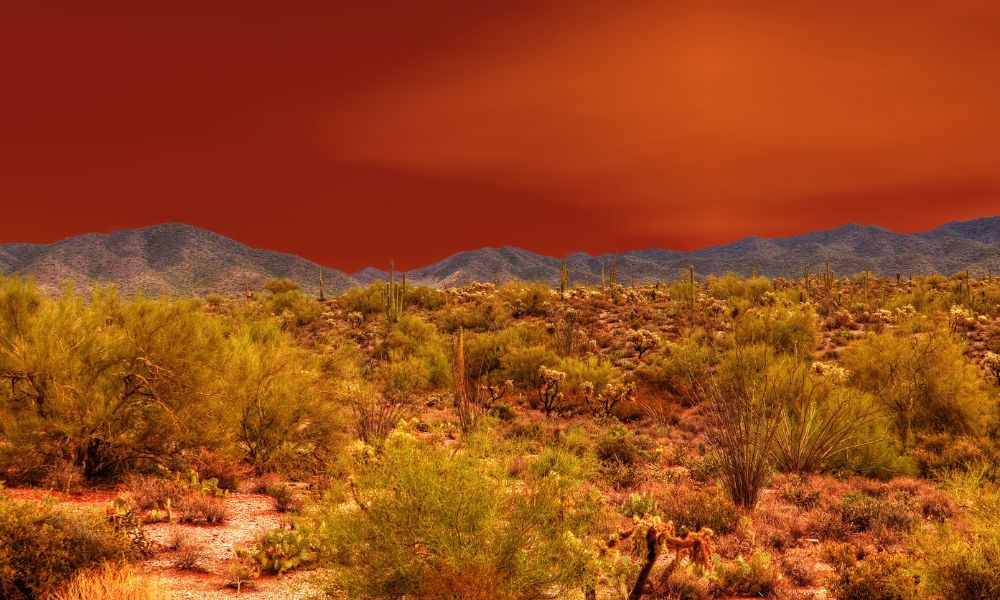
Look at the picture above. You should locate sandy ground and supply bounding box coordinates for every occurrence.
[8,488,322,599]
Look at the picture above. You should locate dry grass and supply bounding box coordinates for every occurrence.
[52,563,167,600]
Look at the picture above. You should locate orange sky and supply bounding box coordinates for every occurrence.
[2,1,999,270]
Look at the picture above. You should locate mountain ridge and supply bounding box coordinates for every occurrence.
[2,217,998,295]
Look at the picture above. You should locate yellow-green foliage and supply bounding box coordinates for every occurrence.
[52,563,167,600]
[842,323,992,447]
[0,276,345,482]
[0,494,134,599]
[338,283,386,316]
[377,315,452,396]
[220,320,341,472]
[707,273,774,304]
[733,305,818,358]
[0,280,224,480]
[825,544,921,600]
[315,430,597,599]
[637,332,716,402]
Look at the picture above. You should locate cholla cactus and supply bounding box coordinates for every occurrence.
[347,311,364,328]
[604,516,714,600]
[984,351,1000,384]
[583,380,637,418]
[811,361,849,383]
[626,328,658,359]
[948,304,976,331]
[537,366,566,416]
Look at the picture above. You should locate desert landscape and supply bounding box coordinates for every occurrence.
[1,236,999,598]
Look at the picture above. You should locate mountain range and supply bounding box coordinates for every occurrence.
[1,216,998,295]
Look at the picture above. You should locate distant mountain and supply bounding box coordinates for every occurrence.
[397,217,1000,287]
[0,223,355,296]
[2,216,998,295]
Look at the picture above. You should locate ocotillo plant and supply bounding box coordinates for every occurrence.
[382,261,405,323]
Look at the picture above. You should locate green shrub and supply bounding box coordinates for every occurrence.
[595,424,644,466]
[838,491,920,533]
[710,552,782,597]
[0,495,134,599]
[923,526,1000,599]
[621,492,660,518]
[825,544,921,600]
[314,431,596,599]
[659,485,739,535]
[842,325,992,448]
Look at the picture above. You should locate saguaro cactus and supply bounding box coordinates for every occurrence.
[382,261,405,323]
[560,257,569,298]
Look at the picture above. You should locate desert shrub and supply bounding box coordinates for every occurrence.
[530,445,596,484]
[43,460,85,495]
[780,548,817,586]
[52,563,167,600]
[558,355,620,397]
[338,284,386,315]
[707,272,774,303]
[315,431,596,599]
[910,433,994,477]
[377,315,453,395]
[267,288,322,326]
[179,448,243,491]
[221,319,341,473]
[169,529,206,570]
[636,333,716,404]
[659,484,739,535]
[266,483,303,513]
[123,475,183,511]
[923,526,1000,599]
[769,364,882,474]
[0,496,134,599]
[709,552,782,597]
[595,424,644,466]
[780,475,821,509]
[842,325,992,448]
[824,544,921,600]
[497,281,555,317]
[500,344,560,389]
[838,491,920,534]
[173,492,229,525]
[0,284,225,480]
[734,305,818,358]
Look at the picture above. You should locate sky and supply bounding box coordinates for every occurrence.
[2,1,999,271]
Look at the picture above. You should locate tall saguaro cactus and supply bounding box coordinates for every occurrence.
[318,269,326,301]
[382,261,405,323]
[560,257,569,299]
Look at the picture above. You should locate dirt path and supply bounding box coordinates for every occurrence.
[8,488,322,599]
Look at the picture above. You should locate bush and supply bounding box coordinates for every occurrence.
[825,544,921,600]
[710,552,782,597]
[314,431,596,599]
[842,325,992,448]
[838,491,920,534]
[595,424,644,466]
[659,484,739,535]
[923,527,1000,599]
[265,483,303,513]
[0,496,134,599]
[52,563,167,600]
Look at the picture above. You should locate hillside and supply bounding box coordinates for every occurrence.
[0,223,355,296]
[2,216,999,294]
[404,217,1000,286]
